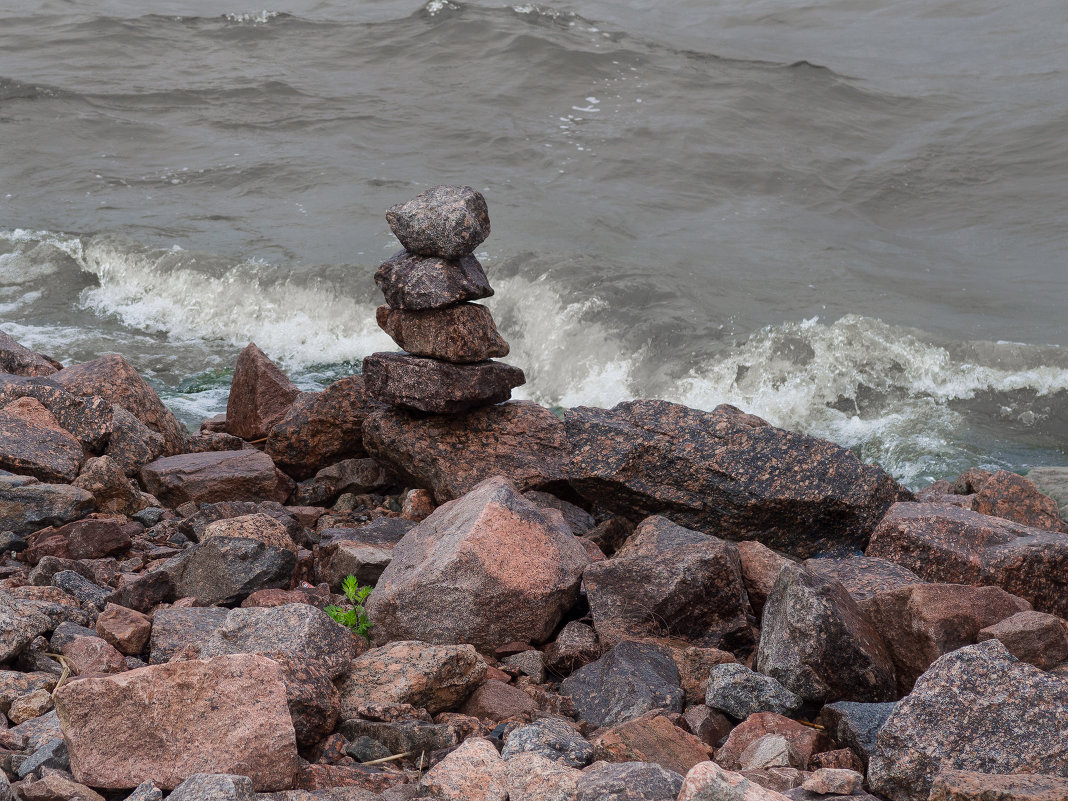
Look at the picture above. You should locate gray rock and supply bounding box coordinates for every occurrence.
[575,761,684,801]
[502,716,594,768]
[179,500,306,548]
[705,663,804,720]
[0,772,10,801]
[756,562,896,704]
[16,736,68,778]
[9,709,61,751]
[292,458,396,506]
[0,474,94,536]
[362,352,525,415]
[200,603,352,679]
[868,640,1068,801]
[502,650,546,684]
[561,640,684,728]
[818,701,897,767]
[167,774,255,801]
[315,540,393,590]
[132,506,167,527]
[0,592,54,662]
[168,536,296,606]
[385,185,491,259]
[28,555,95,586]
[339,719,458,757]
[149,607,230,664]
[374,250,493,311]
[0,530,27,552]
[345,736,392,763]
[49,621,99,651]
[125,781,164,801]
[51,570,111,610]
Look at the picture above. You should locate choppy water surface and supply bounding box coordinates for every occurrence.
[1,0,1066,487]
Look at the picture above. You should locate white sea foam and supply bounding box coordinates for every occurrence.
[222,10,280,24]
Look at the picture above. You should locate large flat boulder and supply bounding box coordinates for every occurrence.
[361,352,524,415]
[141,449,292,507]
[866,502,1068,616]
[363,400,569,503]
[366,476,588,650]
[225,343,300,441]
[0,473,94,535]
[565,401,905,558]
[55,654,298,791]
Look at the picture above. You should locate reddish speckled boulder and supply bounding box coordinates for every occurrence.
[226,343,300,441]
[869,640,1068,801]
[386,185,491,259]
[375,250,493,311]
[141,449,292,507]
[715,713,833,772]
[971,470,1065,531]
[377,303,509,363]
[804,556,925,603]
[736,541,793,618]
[593,711,715,776]
[866,502,1068,616]
[976,610,1068,670]
[55,654,298,791]
[680,762,791,801]
[0,399,83,482]
[565,401,906,558]
[362,352,524,415]
[366,476,589,650]
[928,769,1068,801]
[0,330,60,376]
[418,737,507,801]
[363,400,569,503]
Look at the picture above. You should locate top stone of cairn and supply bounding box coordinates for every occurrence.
[385,185,491,259]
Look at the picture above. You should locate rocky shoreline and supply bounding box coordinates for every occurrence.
[0,189,1066,801]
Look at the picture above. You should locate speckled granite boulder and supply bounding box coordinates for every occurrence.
[502,716,594,768]
[705,663,803,720]
[868,640,1068,801]
[928,769,1068,801]
[592,712,715,776]
[361,352,524,415]
[680,761,791,801]
[141,449,292,507]
[166,773,255,801]
[566,401,906,558]
[971,470,1065,531]
[804,556,925,603]
[376,303,509,363]
[577,761,685,801]
[0,401,84,482]
[374,250,493,311]
[866,502,1068,616]
[817,701,896,767]
[0,330,60,376]
[386,185,490,258]
[225,343,300,441]
[418,737,507,801]
[0,374,113,452]
[976,610,1068,669]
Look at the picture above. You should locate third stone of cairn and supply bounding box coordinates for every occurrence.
[363,185,525,414]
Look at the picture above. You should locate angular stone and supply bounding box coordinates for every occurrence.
[866,502,1068,616]
[566,401,905,558]
[804,556,925,603]
[386,185,491,258]
[460,679,537,723]
[502,716,594,768]
[863,583,1031,692]
[0,375,113,453]
[801,768,863,796]
[0,403,83,483]
[200,603,352,679]
[376,303,508,363]
[293,457,395,506]
[62,518,133,561]
[1026,467,1068,520]
[679,762,791,801]
[366,476,588,650]
[817,701,896,767]
[976,610,1068,670]
[179,500,305,544]
[374,250,493,311]
[141,450,291,508]
[868,640,1068,801]
[736,541,793,618]
[52,355,187,455]
[7,688,53,725]
[107,569,175,615]
[505,752,582,801]
[716,713,833,772]
[270,653,341,750]
[55,654,298,791]
[561,640,684,728]
[168,536,296,606]
[669,645,737,706]
[757,563,895,703]
[104,405,166,476]
[0,474,94,535]
[96,603,152,655]
[543,620,601,677]
[705,663,803,720]
[1,598,61,662]
[0,331,59,376]
[363,400,568,503]
[14,772,105,801]
[525,490,595,535]
[972,470,1064,531]
[60,633,127,674]
[738,734,799,771]
[335,641,486,717]
[315,540,393,589]
[201,513,297,553]
[583,515,752,650]
[124,781,164,801]
[0,671,56,714]
[361,352,524,415]
[684,705,734,747]
[575,761,684,801]
[418,737,507,801]
[338,717,458,757]
[225,343,300,441]
[167,774,255,801]
[593,711,714,776]
[149,607,229,664]
[72,456,147,515]
[928,769,1068,801]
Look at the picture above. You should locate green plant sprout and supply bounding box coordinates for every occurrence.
[325,575,373,639]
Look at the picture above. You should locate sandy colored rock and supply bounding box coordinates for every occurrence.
[972,470,1064,531]
[7,688,53,724]
[801,768,863,795]
[202,513,298,553]
[226,343,300,441]
[419,737,507,801]
[376,303,509,363]
[374,249,494,311]
[55,654,298,791]
[14,772,106,801]
[141,449,292,507]
[505,752,582,801]
[386,185,491,258]
[976,610,1068,669]
[362,352,525,415]
[593,711,714,776]
[96,603,152,655]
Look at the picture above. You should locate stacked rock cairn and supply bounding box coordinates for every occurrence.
[362,185,526,413]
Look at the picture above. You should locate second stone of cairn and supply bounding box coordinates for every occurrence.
[363,185,525,414]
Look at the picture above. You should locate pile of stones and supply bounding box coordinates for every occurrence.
[362,185,525,414]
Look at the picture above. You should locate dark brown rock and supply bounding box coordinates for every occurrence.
[736,541,793,619]
[271,653,341,750]
[756,562,896,704]
[863,583,1031,692]
[363,400,568,503]
[583,515,753,650]
[291,458,396,506]
[460,679,537,722]
[543,620,601,677]
[0,331,60,376]
[385,185,491,258]
[365,476,588,650]
[374,250,493,311]
[971,470,1065,531]
[141,449,292,507]
[866,502,1068,616]
[976,610,1068,670]
[928,769,1068,801]
[953,468,993,495]
[868,640,1068,801]
[72,456,147,515]
[226,343,301,441]
[804,555,925,603]
[104,405,166,476]
[52,355,187,455]
[96,603,152,655]
[0,401,83,483]
[361,352,524,415]
[565,401,906,558]
[376,303,508,363]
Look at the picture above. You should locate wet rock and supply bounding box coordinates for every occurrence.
[561,640,684,727]
[201,513,298,553]
[0,375,113,453]
[505,752,581,801]
[706,663,803,720]
[149,607,229,664]
[225,343,300,441]
[756,563,896,704]
[376,303,508,363]
[165,535,296,606]
[868,640,1068,801]
[976,610,1068,669]
[575,761,684,801]
[736,541,793,618]
[928,769,1068,801]
[95,602,152,655]
[716,713,833,772]
[366,476,588,650]
[971,470,1064,531]
[361,352,524,415]
[583,515,752,650]
[167,773,255,801]
[0,402,83,483]
[593,711,714,776]
[565,401,905,558]
[418,737,506,801]
[460,679,537,722]
[863,582,1031,692]
[866,502,1068,616]
[363,401,569,503]
[374,249,493,311]
[543,621,601,677]
[804,556,925,603]
[141,449,292,508]
[72,456,147,515]
[335,641,486,717]
[502,716,594,768]
[679,761,791,801]
[817,701,896,768]
[0,474,94,535]
[292,458,396,506]
[55,654,298,791]
[200,603,352,679]
[104,405,166,476]
[0,331,59,377]
[52,354,187,455]
[386,185,491,259]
